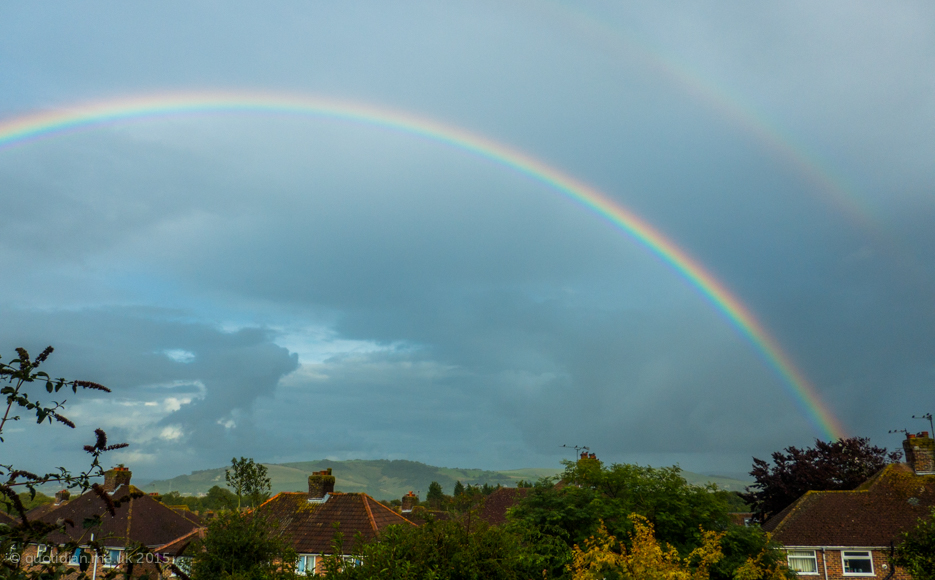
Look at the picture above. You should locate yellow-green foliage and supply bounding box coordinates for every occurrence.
[732,542,792,580]
[569,515,723,580]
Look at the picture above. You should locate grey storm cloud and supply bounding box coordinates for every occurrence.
[2,1,934,480]
[0,308,297,469]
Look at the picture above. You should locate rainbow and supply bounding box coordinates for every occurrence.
[0,91,847,440]
[535,1,888,244]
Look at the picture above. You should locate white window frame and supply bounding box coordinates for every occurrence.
[297,554,317,576]
[34,544,52,565]
[841,550,874,576]
[102,548,123,568]
[786,550,819,575]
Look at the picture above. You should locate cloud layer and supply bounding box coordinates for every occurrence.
[2,1,934,481]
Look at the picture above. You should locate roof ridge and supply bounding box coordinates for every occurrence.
[365,495,417,526]
[153,527,203,553]
[258,491,304,509]
[768,491,816,535]
[361,494,377,531]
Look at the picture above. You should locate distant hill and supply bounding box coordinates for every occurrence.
[141,459,751,500]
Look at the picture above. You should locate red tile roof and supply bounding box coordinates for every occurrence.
[763,463,935,547]
[36,485,202,548]
[257,492,415,554]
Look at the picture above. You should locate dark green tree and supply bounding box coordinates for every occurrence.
[321,518,541,580]
[191,510,297,580]
[204,484,238,510]
[426,481,444,508]
[226,457,271,509]
[892,507,935,580]
[453,480,465,496]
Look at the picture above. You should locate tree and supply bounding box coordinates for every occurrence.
[507,458,784,580]
[190,510,297,580]
[892,507,935,580]
[320,517,541,580]
[426,480,444,508]
[1,491,53,515]
[226,457,271,509]
[568,515,723,580]
[743,437,901,522]
[205,484,239,510]
[155,485,237,514]
[453,480,465,496]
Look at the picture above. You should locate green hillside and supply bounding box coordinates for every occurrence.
[141,459,750,501]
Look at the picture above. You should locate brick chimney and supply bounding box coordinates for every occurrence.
[102,466,132,493]
[904,432,935,475]
[308,469,335,503]
[54,490,70,504]
[580,451,588,460]
[401,491,418,513]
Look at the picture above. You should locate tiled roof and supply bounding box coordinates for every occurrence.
[26,501,67,520]
[257,492,415,554]
[36,484,202,548]
[169,507,203,527]
[153,528,205,557]
[763,463,935,547]
[0,511,15,525]
[478,487,529,526]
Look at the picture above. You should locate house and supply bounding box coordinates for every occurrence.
[477,486,529,526]
[256,469,416,575]
[27,489,73,520]
[762,432,935,580]
[19,466,203,578]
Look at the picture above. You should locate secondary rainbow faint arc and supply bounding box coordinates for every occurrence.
[0,91,847,440]
[530,0,892,249]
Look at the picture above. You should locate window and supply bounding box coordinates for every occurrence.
[842,551,874,575]
[787,550,818,574]
[69,548,89,567]
[297,555,317,575]
[103,548,122,567]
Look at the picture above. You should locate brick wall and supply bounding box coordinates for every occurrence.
[791,548,908,580]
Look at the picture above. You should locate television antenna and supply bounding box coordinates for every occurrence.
[560,444,589,460]
[912,413,934,435]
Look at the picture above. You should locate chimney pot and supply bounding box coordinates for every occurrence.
[401,491,418,513]
[903,432,935,475]
[103,467,132,493]
[308,470,336,502]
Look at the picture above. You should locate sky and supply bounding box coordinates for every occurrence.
[1,1,934,484]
